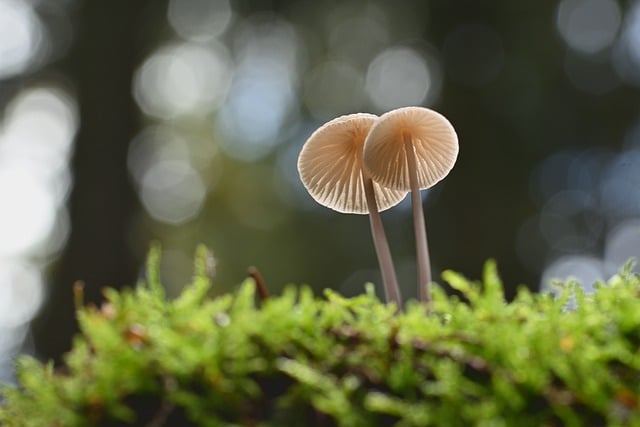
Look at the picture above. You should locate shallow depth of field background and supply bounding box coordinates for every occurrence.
[1,0,640,377]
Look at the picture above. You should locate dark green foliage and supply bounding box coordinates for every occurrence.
[2,248,640,426]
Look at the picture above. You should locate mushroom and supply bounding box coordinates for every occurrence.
[363,106,458,303]
[297,113,406,305]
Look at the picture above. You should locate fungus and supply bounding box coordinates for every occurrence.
[297,113,406,305]
[363,106,458,303]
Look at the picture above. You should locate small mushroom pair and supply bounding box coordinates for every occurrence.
[298,106,458,305]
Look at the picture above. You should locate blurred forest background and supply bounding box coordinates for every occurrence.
[1,0,640,377]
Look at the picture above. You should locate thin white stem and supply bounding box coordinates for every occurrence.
[403,133,432,303]
[362,171,402,306]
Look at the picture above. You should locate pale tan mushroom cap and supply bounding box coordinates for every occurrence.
[297,113,407,214]
[363,106,459,191]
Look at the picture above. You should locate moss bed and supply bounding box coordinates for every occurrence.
[1,247,639,426]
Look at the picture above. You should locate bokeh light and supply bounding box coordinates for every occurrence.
[167,0,233,42]
[0,86,77,257]
[605,219,640,274]
[556,0,621,55]
[0,259,43,382]
[366,46,440,111]
[540,255,604,301]
[0,169,57,257]
[0,82,77,380]
[0,0,43,79]
[140,160,207,225]
[128,125,215,225]
[217,13,300,160]
[128,125,193,186]
[531,143,640,289]
[133,41,233,119]
[613,2,640,86]
[0,261,44,329]
[599,148,640,216]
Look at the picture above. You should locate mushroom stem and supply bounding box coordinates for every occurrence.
[403,132,432,303]
[362,172,402,306]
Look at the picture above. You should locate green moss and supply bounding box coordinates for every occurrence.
[1,248,639,426]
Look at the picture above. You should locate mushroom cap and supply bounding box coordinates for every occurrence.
[363,106,459,191]
[297,113,408,214]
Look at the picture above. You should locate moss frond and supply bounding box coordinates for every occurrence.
[2,255,639,426]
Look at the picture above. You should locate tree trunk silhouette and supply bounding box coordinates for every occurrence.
[32,1,150,363]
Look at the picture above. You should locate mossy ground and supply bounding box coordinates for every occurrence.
[1,246,639,426]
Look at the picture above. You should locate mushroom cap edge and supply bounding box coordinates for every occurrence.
[363,106,459,191]
[297,113,408,214]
